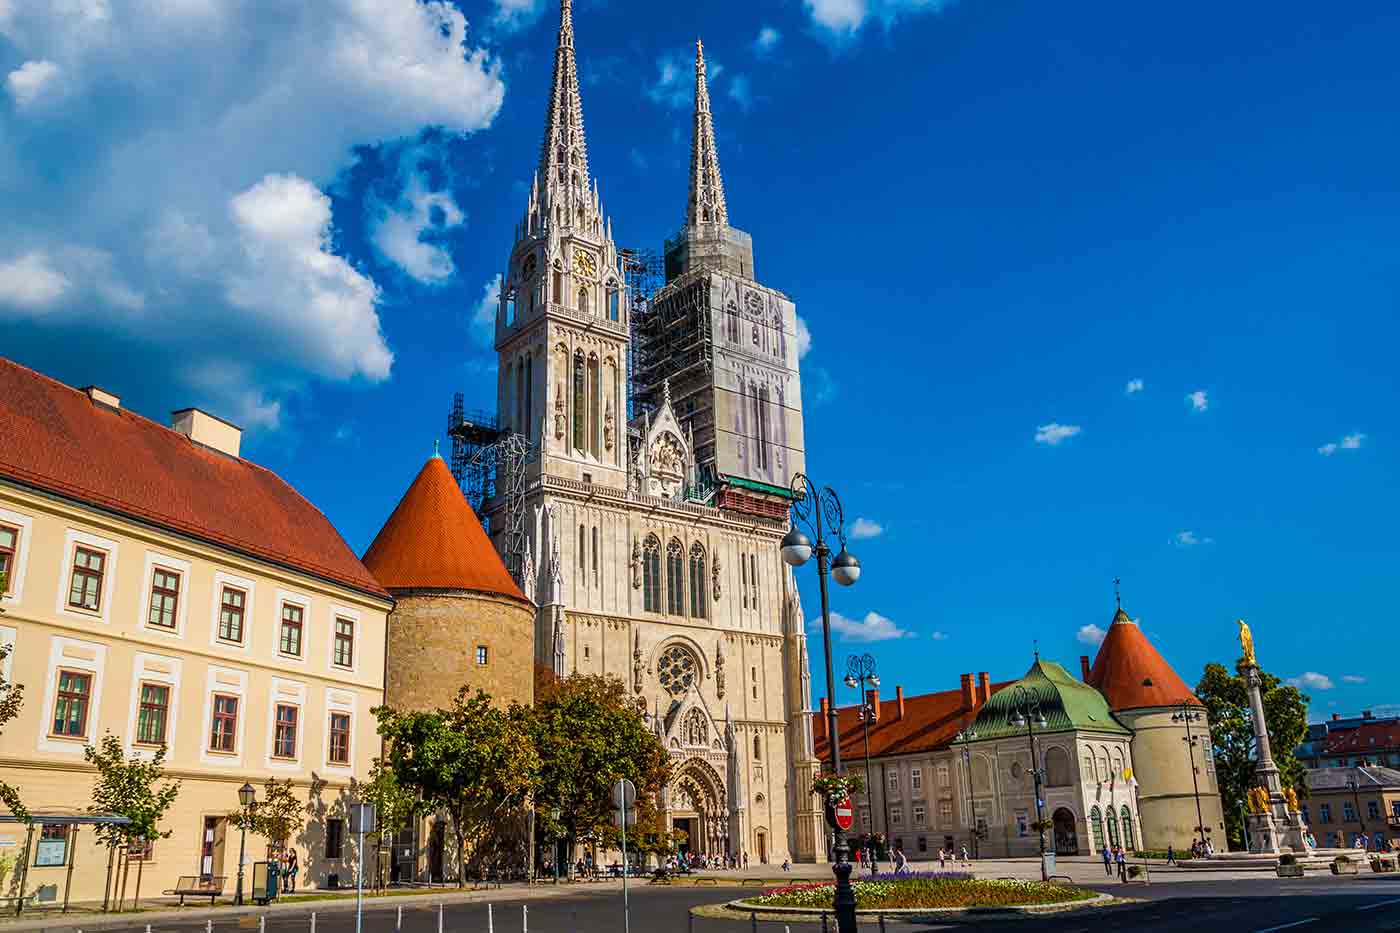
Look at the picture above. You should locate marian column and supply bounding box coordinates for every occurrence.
[1237,620,1312,855]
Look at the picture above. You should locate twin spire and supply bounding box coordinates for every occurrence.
[532,3,729,232]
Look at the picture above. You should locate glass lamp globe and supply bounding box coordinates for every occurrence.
[843,674,858,689]
[781,527,812,566]
[238,782,256,808]
[832,548,861,586]
[869,673,881,687]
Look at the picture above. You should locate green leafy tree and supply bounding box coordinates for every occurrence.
[529,672,671,866]
[228,778,304,854]
[1196,662,1310,849]
[84,734,182,905]
[374,688,538,886]
[0,570,24,822]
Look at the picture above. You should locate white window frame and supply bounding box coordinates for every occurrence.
[200,665,248,766]
[56,529,119,624]
[37,635,106,754]
[328,605,361,674]
[323,688,357,773]
[265,677,307,771]
[937,764,950,787]
[210,571,256,653]
[887,770,900,794]
[911,767,923,793]
[0,507,35,605]
[913,805,926,826]
[124,652,182,760]
[890,806,903,826]
[138,551,191,639]
[274,589,311,664]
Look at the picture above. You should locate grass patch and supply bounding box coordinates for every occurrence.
[744,876,1096,911]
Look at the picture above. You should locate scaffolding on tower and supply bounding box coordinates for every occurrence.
[620,246,664,422]
[446,393,534,586]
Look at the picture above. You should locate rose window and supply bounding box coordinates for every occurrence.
[658,645,698,695]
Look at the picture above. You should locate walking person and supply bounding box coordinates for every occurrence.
[893,845,909,876]
[1102,844,1113,876]
[1166,844,1176,866]
[1115,845,1127,882]
[286,848,299,894]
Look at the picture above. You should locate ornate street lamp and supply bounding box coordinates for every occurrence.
[844,653,879,867]
[955,724,979,859]
[235,782,255,906]
[1171,703,1209,849]
[1008,684,1049,878]
[782,472,859,933]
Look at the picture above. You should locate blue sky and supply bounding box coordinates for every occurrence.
[2,0,1397,722]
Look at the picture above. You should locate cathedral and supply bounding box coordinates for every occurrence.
[483,0,824,864]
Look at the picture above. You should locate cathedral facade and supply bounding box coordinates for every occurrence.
[484,0,824,864]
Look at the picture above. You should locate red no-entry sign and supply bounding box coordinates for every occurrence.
[832,796,855,832]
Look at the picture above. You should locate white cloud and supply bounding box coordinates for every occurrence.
[0,251,70,311]
[796,316,813,359]
[5,59,61,107]
[817,610,914,642]
[729,75,752,111]
[931,630,948,641]
[1125,378,1144,395]
[1186,390,1209,412]
[1035,423,1081,446]
[369,145,466,284]
[470,274,502,347]
[1173,530,1214,547]
[850,518,883,540]
[1077,624,1106,647]
[804,0,958,38]
[0,0,504,425]
[492,0,544,31]
[1342,675,1367,684]
[1319,432,1366,456]
[754,26,781,54]
[1287,672,1334,691]
[648,49,722,109]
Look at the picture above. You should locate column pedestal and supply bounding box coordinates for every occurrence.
[1241,662,1313,856]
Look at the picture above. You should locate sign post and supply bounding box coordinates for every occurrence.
[612,779,636,933]
[349,801,376,933]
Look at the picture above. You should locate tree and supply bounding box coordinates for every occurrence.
[0,571,24,822]
[84,734,182,907]
[1196,662,1310,850]
[227,777,304,856]
[374,688,538,886]
[356,761,426,886]
[529,672,671,868]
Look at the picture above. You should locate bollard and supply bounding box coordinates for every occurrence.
[523,903,528,933]
[751,910,758,933]
[311,912,317,933]
[397,905,402,932]
[821,912,829,933]
[488,902,494,933]
[879,914,886,933]
[147,925,153,933]
[260,916,266,933]
[208,921,214,933]
[437,902,444,933]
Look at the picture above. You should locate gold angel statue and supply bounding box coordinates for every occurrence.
[1237,619,1257,667]
[1247,785,1271,814]
[1285,786,1300,813]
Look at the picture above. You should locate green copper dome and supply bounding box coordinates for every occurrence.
[970,659,1130,740]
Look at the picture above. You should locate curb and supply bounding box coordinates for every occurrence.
[706,891,1115,923]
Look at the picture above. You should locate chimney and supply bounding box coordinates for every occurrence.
[1080,655,1092,681]
[1333,713,1341,722]
[896,686,905,721]
[172,408,243,458]
[960,673,975,711]
[83,385,121,409]
[865,688,880,723]
[1364,710,1374,719]
[978,672,992,705]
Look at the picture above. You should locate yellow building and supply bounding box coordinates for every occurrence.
[0,358,392,903]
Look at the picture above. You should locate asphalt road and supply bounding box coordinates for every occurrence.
[20,875,1400,933]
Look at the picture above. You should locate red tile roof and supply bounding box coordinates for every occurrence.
[0,357,389,599]
[1087,608,1199,711]
[814,681,1014,762]
[1323,722,1400,756]
[361,456,527,603]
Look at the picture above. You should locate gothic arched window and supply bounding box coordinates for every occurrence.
[578,286,589,315]
[643,535,662,613]
[753,734,762,760]
[578,524,586,572]
[515,360,526,433]
[689,543,707,618]
[666,538,685,615]
[572,352,585,451]
[552,263,563,304]
[1089,807,1105,850]
[1044,746,1072,788]
[657,644,697,695]
[606,284,619,321]
[587,354,600,457]
[524,354,533,436]
[1120,806,1135,850]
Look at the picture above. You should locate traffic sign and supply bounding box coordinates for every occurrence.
[830,796,855,832]
[612,778,637,810]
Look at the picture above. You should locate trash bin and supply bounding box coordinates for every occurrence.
[252,861,280,905]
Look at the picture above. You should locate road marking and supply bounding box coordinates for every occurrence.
[1357,898,1400,912]
[1254,921,1316,933]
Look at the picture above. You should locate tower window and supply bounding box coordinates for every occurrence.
[666,538,685,616]
[573,352,586,451]
[553,266,563,303]
[578,287,589,315]
[689,543,707,618]
[643,535,661,613]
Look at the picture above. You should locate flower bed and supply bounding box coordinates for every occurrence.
[745,875,1096,911]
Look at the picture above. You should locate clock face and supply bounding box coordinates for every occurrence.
[573,250,597,278]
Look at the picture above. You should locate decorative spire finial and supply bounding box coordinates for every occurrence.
[663,377,672,409]
[1033,638,1040,662]
[1113,576,1121,610]
[687,35,728,228]
[433,438,441,459]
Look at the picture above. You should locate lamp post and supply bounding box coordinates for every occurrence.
[781,472,860,933]
[844,653,879,868]
[1346,777,1365,847]
[550,809,562,884]
[955,724,979,859]
[1008,684,1049,879]
[235,783,255,906]
[1171,703,1209,850]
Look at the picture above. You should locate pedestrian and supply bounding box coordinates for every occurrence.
[1166,844,1176,866]
[893,845,908,876]
[782,858,792,872]
[960,844,969,865]
[938,847,947,870]
[286,848,299,893]
[1115,845,1127,882]
[1102,843,1113,876]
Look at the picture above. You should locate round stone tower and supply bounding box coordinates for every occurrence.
[363,454,534,712]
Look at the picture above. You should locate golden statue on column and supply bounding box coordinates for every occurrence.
[1237,619,1256,667]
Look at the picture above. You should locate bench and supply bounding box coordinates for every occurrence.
[163,876,226,906]
[0,895,34,917]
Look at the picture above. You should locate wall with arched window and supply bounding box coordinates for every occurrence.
[666,538,685,615]
[1043,746,1072,787]
[1089,806,1105,850]
[642,535,661,613]
[689,543,708,618]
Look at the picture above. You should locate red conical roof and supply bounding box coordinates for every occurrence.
[1087,608,1200,711]
[362,456,527,603]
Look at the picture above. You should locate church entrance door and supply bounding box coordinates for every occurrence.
[673,817,698,858]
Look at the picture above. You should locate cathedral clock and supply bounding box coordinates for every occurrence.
[573,250,597,278]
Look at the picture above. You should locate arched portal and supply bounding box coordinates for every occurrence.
[668,758,728,860]
[1052,807,1079,855]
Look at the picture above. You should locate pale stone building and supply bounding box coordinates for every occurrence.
[485,0,823,864]
[0,357,391,902]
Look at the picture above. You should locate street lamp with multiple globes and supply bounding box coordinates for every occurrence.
[843,653,879,866]
[1008,684,1050,879]
[235,782,255,906]
[781,472,860,933]
[954,724,979,859]
[1171,702,1209,849]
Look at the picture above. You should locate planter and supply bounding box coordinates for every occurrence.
[1276,864,1305,878]
[1371,857,1397,874]
[1331,860,1360,876]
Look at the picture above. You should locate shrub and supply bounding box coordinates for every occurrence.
[1278,853,1297,866]
[749,877,1096,910]
[1335,855,1352,864]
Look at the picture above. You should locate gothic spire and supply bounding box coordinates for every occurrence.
[538,0,590,191]
[687,38,728,228]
